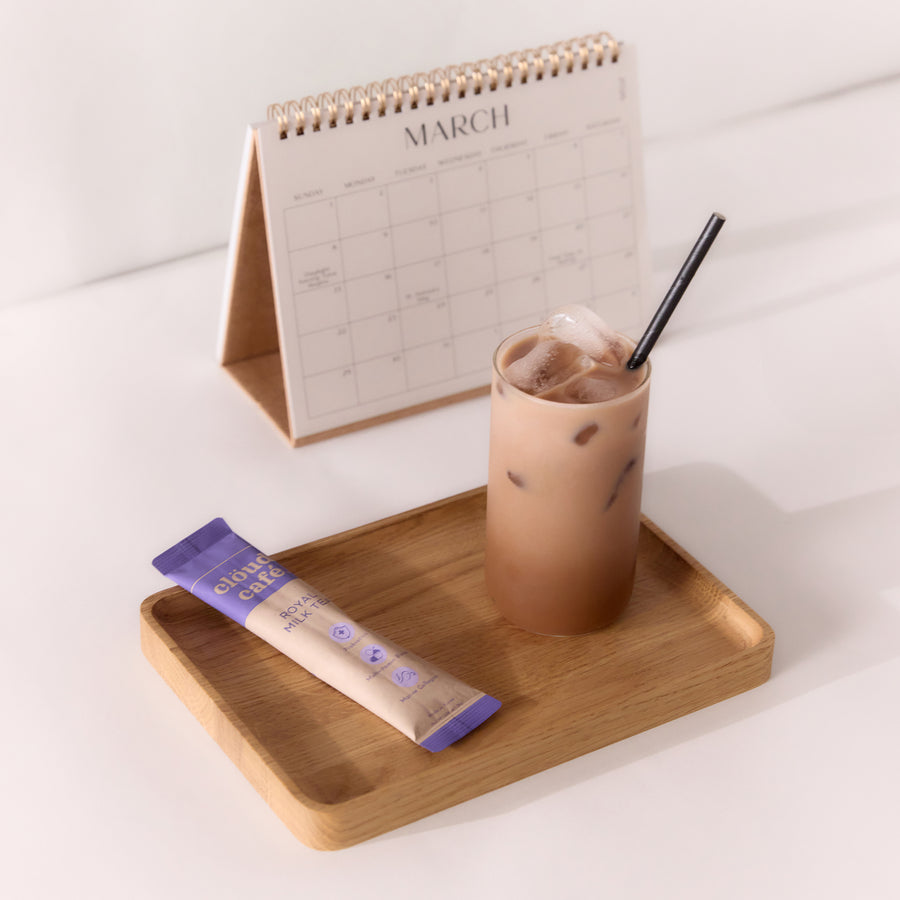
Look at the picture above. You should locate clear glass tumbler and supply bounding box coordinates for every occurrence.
[484,326,651,635]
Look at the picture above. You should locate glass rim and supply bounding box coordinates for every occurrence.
[491,324,651,408]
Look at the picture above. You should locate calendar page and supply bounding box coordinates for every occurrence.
[251,46,649,441]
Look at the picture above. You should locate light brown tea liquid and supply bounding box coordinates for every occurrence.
[485,327,651,635]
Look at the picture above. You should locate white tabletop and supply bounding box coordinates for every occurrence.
[2,75,899,898]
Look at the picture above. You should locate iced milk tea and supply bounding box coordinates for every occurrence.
[485,306,651,635]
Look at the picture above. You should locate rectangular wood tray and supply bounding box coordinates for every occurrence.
[140,487,774,851]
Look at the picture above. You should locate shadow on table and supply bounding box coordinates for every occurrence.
[380,462,900,843]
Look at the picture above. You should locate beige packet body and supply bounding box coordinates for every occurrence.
[152,518,501,751]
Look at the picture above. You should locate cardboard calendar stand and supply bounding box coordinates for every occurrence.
[220,139,490,446]
[219,143,289,438]
[220,33,650,447]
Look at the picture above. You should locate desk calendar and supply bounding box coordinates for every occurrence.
[220,33,650,445]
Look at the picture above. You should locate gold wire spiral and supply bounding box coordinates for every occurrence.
[431,66,451,103]
[269,33,620,138]
[399,74,419,109]
[351,85,370,121]
[315,92,337,128]
[543,44,560,77]
[365,81,386,117]
[381,78,403,114]
[267,103,287,138]
[283,100,303,135]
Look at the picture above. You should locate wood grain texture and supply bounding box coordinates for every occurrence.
[140,487,774,850]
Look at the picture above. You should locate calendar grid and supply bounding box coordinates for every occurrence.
[283,128,642,421]
[478,159,502,350]
[529,146,550,324]
[331,195,360,411]
[578,137,598,307]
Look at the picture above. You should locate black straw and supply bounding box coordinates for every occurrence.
[626,212,726,369]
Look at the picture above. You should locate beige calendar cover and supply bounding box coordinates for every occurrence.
[220,33,651,446]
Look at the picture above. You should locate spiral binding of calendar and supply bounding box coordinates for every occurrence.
[267,32,620,139]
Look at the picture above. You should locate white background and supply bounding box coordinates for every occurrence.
[1,0,898,307]
[2,2,900,899]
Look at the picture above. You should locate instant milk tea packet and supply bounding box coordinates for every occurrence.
[153,518,501,752]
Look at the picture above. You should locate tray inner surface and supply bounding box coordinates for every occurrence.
[142,487,773,849]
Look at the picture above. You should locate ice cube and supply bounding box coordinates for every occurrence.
[567,374,621,403]
[538,304,627,369]
[503,340,591,395]
[539,371,619,403]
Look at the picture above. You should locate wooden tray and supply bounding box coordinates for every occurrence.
[140,487,774,851]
